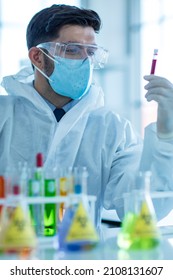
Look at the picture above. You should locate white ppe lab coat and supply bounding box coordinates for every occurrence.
[1,67,173,225]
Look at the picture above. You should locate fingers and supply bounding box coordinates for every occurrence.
[145,87,167,98]
[145,87,171,102]
[144,75,173,135]
[144,75,170,81]
[144,74,160,81]
[144,75,173,93]
[144,75,173,105]
[145,91,165,103]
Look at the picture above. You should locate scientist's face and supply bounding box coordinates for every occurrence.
[43,24,97,75]
[29,25,97,102]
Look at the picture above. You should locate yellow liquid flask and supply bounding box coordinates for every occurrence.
[117,171,161,251]
[0,184,37,258]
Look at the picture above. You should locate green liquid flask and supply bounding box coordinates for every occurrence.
[44,179,57,236]
[117,172,161,251]
[28,179,43,236]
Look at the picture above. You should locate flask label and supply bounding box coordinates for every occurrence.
[66,202,99,242]
[133,201,160,238]
[0,206,37,249]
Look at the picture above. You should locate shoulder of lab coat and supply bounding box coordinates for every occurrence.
[0,94,35,125]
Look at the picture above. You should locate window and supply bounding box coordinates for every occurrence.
[140,0,173,131]
[0,0,80,86]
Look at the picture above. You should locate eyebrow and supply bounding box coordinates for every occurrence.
[60,41,97,46]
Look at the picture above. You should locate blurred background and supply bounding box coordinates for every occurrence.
[1,0,173,136]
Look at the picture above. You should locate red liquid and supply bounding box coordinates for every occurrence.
[150,59,157,74]
[0,176,5,213]
[36,153,43,167]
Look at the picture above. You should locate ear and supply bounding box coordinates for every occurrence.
[28,47,44,68]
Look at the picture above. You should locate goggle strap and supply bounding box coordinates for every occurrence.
[38,48,57,62]
[33,64,53,82]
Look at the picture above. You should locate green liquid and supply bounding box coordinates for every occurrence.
[44,179,57,237]
[117,212,160,251]
[28,179,43,236]
[117,212,137,250]
[130,237,160,250]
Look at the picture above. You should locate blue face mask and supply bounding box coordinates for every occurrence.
[38,56,93,100]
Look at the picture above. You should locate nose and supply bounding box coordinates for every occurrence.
[80,47,89,59]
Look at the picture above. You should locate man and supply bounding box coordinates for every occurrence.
[0,4,173,225]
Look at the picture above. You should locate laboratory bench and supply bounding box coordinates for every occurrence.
[1,193,173,260]
[36,225,173,260]
[1,224,173,260]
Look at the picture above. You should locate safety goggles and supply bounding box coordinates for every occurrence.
[36,42,109,69]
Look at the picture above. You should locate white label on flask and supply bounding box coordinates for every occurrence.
[48,181,55,193]
[32,180,40,195]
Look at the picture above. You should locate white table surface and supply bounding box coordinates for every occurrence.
[0,225,173,260]
[27,224,173,260]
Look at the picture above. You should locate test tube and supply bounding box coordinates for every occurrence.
[0,176,5,214]
[150,49,158,74]
[58,168,68,221]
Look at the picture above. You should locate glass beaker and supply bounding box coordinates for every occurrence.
[117,171,161,250]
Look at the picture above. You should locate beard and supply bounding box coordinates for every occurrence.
[43,53,54,77]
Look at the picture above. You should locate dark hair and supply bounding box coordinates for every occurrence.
[26,4,101,50]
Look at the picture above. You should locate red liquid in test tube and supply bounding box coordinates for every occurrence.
[150,49,158,74]
[36,153,43,167]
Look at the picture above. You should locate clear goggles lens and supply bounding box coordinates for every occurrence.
[36,42,109,69]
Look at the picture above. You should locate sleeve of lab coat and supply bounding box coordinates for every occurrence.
[103,116,143,219]
[140,123,173,190]
[103,118,173,221]
[139,123,173,220]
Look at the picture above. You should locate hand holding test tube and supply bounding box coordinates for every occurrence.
[144,48,173,139]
